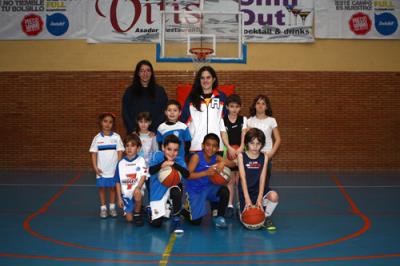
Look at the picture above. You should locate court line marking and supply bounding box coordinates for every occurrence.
[21,173,371,257]
[159,234,177,266]
[22,173,159,256]
[15,172,384,263]
[1,252,400,264]
[0,253,159,264]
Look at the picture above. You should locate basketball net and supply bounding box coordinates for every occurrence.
[189,47,214,72]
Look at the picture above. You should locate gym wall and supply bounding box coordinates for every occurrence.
[0,40,399,170]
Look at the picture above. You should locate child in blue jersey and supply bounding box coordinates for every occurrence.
[90,112,124,219]
[237,128,279,231]
[148,134,189,234]
[183,133,235,228]
[157,100,191,159]
[115,134,149,226]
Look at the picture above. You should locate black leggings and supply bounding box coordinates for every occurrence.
[182,186,229,225]
[150,187,182,227]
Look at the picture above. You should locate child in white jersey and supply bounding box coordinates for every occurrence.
[115,134,149,226]
[135,112,159,166]
[89,112,124,218]
[247,95,281,190]
[135,112,158,208]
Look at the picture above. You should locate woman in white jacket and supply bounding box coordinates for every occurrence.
[181,66,227,154]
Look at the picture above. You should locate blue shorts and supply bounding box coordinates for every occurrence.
[185,184,221,220]
[238,186,271,213]
[122,196,136,214]
[96,177,116,187]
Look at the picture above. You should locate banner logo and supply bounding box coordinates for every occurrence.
[21,13,43,36]
[375,12,398,35]
[349,12,372,35]
[46,13,69,36]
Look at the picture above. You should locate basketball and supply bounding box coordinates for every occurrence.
[210,166,231,185]
[227,144,240,161]
[158,166,181,187]
[241,207,265,230]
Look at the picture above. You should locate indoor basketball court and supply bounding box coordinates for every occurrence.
[1,170,400,265]
[1,0,399,265]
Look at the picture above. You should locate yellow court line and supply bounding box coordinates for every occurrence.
[159,233,177,266]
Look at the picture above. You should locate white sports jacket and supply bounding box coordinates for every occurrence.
[181,90,227,152]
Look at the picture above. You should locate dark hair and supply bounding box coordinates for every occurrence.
[98,112,116,131]
[249,94,273,117]
[226,93,242,106]
[202,133,220,146]
[136,111,152,122]
[124,133,142,147]
[128,60,157,99]
[166,99,182,111]
[189,66,219,111]
[134,112,152,134]
[244,128,265,150]
[163,134,181,147]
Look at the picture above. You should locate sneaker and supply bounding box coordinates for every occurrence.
[145,206,152,222]
[100,208,108,219]
[172,216,184,234]
[109,208,118,218]
[214,216,227,228]
[225,206,235,219]
[264,217,277,231]
[134,213,144,227]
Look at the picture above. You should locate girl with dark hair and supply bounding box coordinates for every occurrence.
[122,60,168,134]
[89,112,124,219]
[247,94,281,191]
[180,66,227,154]
[238,128,279,231]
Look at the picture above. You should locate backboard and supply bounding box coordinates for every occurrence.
[156,0,246,64]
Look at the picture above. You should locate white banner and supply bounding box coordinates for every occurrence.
[0,0,315,42]
[242,0,314,42]
[86,0,162,43]
[87,0,314,43]
[0,0,86,39]
[315,0,400,39]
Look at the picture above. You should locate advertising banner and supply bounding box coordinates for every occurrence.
[315,0,400,39]
[87,0,314,43]
[0,0,86,39]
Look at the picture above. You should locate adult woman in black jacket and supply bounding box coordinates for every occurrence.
[122,60,168,134]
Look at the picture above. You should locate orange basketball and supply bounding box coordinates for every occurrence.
[158,166,181,187]
[210,166,231,185]
[241,207,265,230]
[227,145,240,161]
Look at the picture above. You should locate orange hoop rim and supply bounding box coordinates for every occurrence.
[189,47,214,61]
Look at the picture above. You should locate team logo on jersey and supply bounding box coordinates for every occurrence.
[125,173,137,189]
[173,131,180,137]
[246,161,261,169]
[210,98,220,109]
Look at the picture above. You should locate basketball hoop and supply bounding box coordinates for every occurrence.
[189,47,214,71]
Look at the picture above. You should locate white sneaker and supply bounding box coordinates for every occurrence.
[100,209,108,219]
[109,208,117,218]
